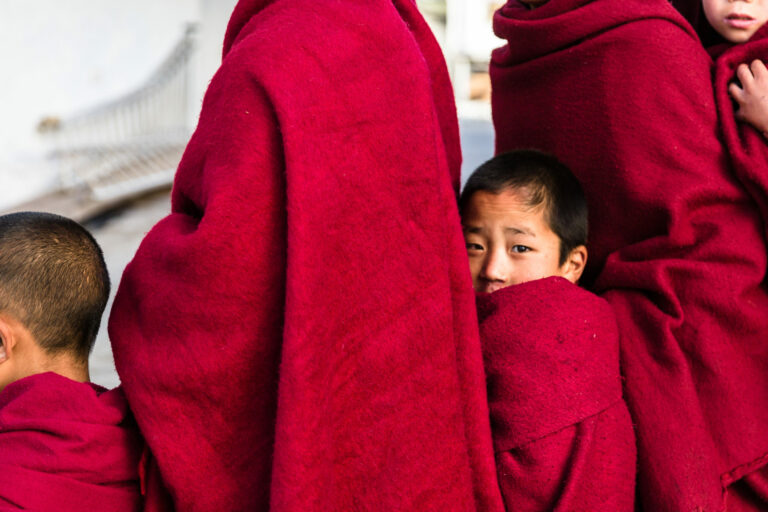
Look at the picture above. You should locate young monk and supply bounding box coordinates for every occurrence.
[0,212,142,512]
[698,5,768,506]
[460,150,636,511]
[108,0,504,510]
[695,0,768,284]
[491,0,768,510]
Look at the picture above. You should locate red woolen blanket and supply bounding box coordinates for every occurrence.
[491,1,768,510]
[0,373,142,512]
[713,25,768,252]
[109,1,502,511]
[477,277,635,511]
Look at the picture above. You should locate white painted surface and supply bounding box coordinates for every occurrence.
[0,0,238,210]
[445,0,504,61]
[0,0,236,385]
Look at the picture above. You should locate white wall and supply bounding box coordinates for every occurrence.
[0,0,240,209]
[445,0,504,62]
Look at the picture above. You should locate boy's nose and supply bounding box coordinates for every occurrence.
[481,249,510,284]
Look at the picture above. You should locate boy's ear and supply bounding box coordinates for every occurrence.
[562,245,588,284]
[0,317,16,364]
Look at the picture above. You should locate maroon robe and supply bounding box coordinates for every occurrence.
[709,23,768,512]
[0,373,142,512]
[109,0,503,510]
[491,0,768,510]
[712,24,768,267]
[477,277,635,511]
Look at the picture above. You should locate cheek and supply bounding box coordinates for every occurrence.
[505,258,539,285]
[524,263,552,282]
[701,3,720,26]
[527,254,564,281]
[467,256,482,281]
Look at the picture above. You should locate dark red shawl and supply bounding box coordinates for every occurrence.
[477,278,635,511]
[713,25,768,249]
[0,373,142,511]
[708,26,768,510]
[109,1,502,510]
[491,1,768,510]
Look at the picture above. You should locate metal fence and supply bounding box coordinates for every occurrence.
[39,25,197,203]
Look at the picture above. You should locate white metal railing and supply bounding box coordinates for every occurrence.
[39,25,197,202]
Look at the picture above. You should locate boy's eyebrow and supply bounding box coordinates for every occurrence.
[462,225,536,236]
[505,226,536,237]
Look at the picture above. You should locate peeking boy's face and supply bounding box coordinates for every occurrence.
[703,0,768,43]
[462,187,586,293]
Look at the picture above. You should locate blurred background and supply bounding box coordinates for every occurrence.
[0,0,503,387]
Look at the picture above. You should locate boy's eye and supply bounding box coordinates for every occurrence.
[466,242,484,252]
[510,245,531,253]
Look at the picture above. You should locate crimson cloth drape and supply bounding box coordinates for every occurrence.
[109,1,503,510]
[477,277,635,511]
[491,1,768,510]
[0,373,142,512]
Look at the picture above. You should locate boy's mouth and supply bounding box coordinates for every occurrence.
[479,282,505,294]
[726,12,757,29]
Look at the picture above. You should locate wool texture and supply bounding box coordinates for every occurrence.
[108,1,503,511]
[477,277,635,512]
[140,448,175,512]
[491,1,768,510]
[709,24,768,511]
[0,373,142,511]
[712,25,768,265]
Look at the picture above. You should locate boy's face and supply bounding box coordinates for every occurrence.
[462,188,582,293]
[703,0,768,43]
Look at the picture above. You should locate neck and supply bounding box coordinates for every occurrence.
[46,360,90,383]
[21,347,90,385]
[0,315,91,391]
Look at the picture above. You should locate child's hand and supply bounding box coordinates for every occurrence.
[729,60,768,137]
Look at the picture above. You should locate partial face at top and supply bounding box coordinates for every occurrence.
[462,188,586,293]
[703,0,768,43]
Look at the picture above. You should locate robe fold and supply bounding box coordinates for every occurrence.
[109,0,503,510]
[477,277,635,512]
[0,372,142,512]
[491,1,768,510]
[709,24,768,511]
[713,25,768,265]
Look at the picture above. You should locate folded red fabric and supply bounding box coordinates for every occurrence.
[713,25,768,258]
[710,25,768,510]
[0,373,142,512]
[109,1,502,510]
[491,1,768,510]
[477,277,635,511]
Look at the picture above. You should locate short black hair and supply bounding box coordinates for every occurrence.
[459,149,588,265]
[0,212,109,362]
